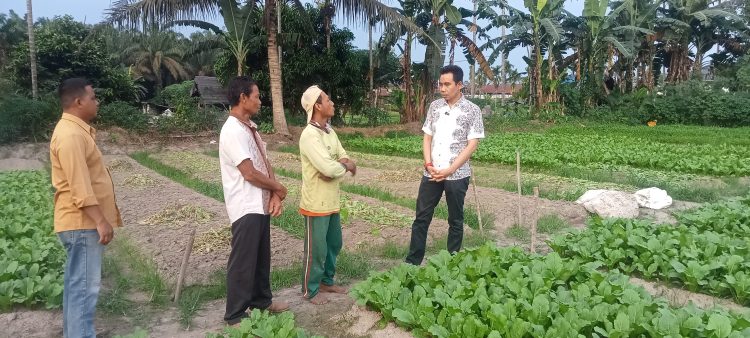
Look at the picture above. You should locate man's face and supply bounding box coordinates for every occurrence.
[80,85,99,120]
[316,92,335,119]
[439,72,463,102]
[242,84,262,116]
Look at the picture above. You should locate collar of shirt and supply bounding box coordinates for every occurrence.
[445,94,467,110]
[309,120,332,134]
[231,115,258,130]
[61,113,96,140]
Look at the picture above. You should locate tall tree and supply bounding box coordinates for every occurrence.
[26,0,38,99]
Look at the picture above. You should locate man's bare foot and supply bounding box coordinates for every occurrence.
[267,300,290,313]
[320,284,348,294]
[308,293,329,305]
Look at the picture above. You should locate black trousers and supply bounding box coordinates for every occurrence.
[406,176,470,265]
[224,213,272,325]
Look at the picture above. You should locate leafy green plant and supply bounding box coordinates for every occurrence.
[343,131,750,175]
[206,309,322,338]
[352,245,750,337]
[549,204,750,304]
[97,101,150,132]
[0,171,64,310]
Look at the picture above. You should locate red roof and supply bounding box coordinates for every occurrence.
[477,84,521,95]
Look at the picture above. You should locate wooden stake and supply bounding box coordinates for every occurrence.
[173,228,196,303]
[531,187,539,253]
[470,169,483,237]
[516,149,522,228]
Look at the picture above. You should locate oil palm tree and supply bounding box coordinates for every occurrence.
[124,30,191,92]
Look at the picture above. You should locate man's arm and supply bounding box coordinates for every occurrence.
[56,134,114,245]
[237,159,287,198]
[300,134,348,179]
[423,133,436,175]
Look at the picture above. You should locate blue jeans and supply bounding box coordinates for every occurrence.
[58,229,104,338]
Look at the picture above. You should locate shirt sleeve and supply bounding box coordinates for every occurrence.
[467,105,485,140]
[334,131,349,161]
[222,125,254,167]
[55,133,98,208]
[300,130,347,179]
[422,102,436,136]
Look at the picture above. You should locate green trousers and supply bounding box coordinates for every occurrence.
[301,213,342,299]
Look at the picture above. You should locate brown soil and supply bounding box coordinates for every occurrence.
[630,277,750,315]
[106,154,302,285]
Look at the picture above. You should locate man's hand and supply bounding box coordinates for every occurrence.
[429,168,454,182]
[340,159,357,175]
[274,184,288,201]
[268,194,283,217]
[96,221,114,245]
[319,173,334,182]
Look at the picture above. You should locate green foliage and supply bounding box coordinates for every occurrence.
[6,15,139,103]
[97,102,149,132]
[352,244,750,337]
[206,309,322,338]
[600,82,750,126]
[151,81,195,107]
[343,131,750,175]
[0,171,64,311]
[550,198,750,304]
[0,94,58,144]
[357,107,390,127]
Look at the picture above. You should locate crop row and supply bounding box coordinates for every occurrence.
[342,133,750,176]
[352,245,750,337]
[0,171,64,310]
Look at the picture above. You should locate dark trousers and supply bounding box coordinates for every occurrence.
[406,176,470,265]
[224,213,272,325]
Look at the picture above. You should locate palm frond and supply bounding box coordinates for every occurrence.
[166,19,224,34]
[456,33,494,80]
[106,0,220,28]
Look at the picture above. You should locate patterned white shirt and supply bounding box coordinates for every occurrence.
[422,95,484,180]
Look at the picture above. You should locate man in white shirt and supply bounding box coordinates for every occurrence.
[219,76,289,325]
[405,65,485,265]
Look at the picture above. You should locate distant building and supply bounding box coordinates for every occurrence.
[191,76,229,107]
[466,84,521,99]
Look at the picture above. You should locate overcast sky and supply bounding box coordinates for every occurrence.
[2,0,585,75]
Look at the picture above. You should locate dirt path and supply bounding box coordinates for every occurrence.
[268,151,591,234]
[107,155,302,285]
[149,151,452,251]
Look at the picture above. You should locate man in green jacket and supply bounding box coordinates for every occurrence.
[298,85,356,305]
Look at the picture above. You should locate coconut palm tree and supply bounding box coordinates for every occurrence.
[26,0,38,99]
[124,30,191,92]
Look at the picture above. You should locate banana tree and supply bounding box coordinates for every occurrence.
[656,0,741,83]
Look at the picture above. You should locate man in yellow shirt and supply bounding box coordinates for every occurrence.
[298,85,356,305]
[49,78,122,338]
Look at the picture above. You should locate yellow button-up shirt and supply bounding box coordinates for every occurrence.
[50,113,122,233]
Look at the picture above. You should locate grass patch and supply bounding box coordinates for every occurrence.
[177,270,227,327]
[111,238,170,305]
[272,207,304,239]
[99,255,134,316]
[277,145,300,155]
[536,215,570,234]
[271,264,303,291]
[505,224,530,242]
[336,251,372,283]
[273,167,495,230]
[130,152,224,201]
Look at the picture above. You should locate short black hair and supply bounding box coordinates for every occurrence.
[440,65,464,84]
[58,78,93,109]
[227,76,258,106]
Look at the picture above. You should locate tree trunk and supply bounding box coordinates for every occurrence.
[26,0,38,99]
[402,32,413,123]
[368,19,374,106]
[449,38,456,65]
[267,0,290,136]
[325,0,331,51]
[533,27,543,109]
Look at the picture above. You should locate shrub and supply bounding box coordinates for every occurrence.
[359,106,390,126]
[151,81,196,107]
[97,102,149,132]
[0,94,58,144]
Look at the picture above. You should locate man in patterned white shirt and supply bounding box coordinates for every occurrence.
[405,65,485,265]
